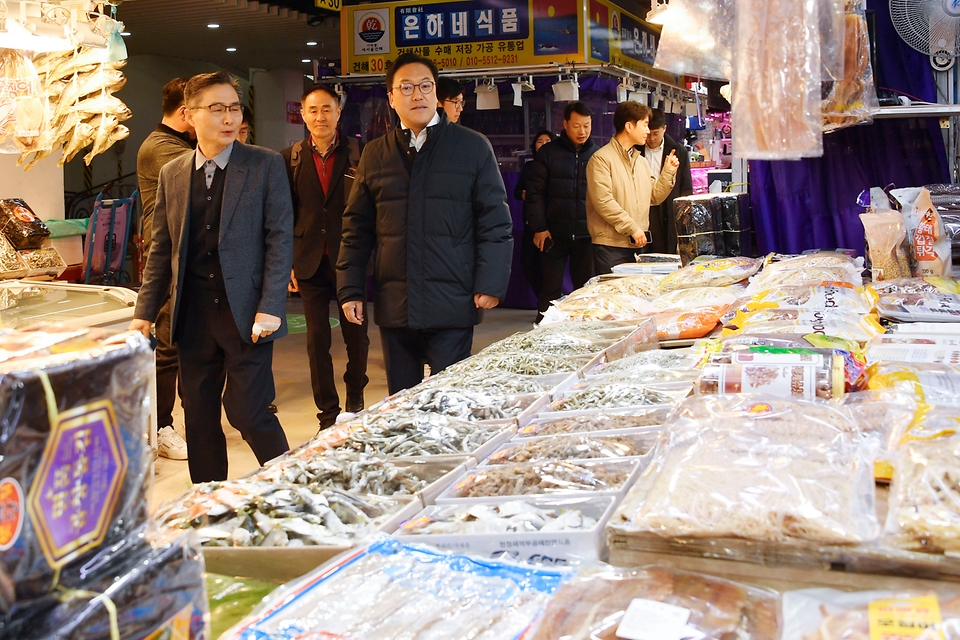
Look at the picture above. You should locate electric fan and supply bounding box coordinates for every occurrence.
[890,0,960,71]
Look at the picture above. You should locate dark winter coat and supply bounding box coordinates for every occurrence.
[523,130,598,240]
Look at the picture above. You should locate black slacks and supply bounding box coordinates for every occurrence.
[297,255,370,423]
[592,243,639,275]
[520,225,544,299]
[176,288,289,483]
[154,294,179,429]
[379,326,474,394]
[537,236,594,315]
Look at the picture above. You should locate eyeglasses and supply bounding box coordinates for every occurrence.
[190,103,244,115]
[445,99,465,110]
[392,81,435,96]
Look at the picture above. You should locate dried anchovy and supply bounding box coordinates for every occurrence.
[382,387,530,420]
[401,500,599,535]
[446,351,588,376]
[331,410,504,457]
[0,236,26,276]
[602,368,700,385]
[481,322,632,357]
[597,349,700,375]
[487,435,648,464]
[424,370,547,396]
[521,410,669,437]
[19,247,65,271]
[255,451,428,495]
[157,478,403,547]
[558,384,683,412]
[449,461,633,498]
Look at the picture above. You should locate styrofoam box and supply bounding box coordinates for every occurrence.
[516,406,671,439]
[479,428,659,467]
[433,456,646,504]
[391,495,619,565]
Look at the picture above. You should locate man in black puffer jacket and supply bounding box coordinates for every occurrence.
[524,102,598,321]
[337,53,514,394]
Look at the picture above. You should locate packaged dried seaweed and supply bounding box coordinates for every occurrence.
[0,329,153,616]
[611,395,880,545]
[0,199,50,250]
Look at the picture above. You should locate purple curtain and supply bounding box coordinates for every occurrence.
[748,0,950,256]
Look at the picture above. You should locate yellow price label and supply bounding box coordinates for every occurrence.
[315,0,341,11]
[868,596,944,640]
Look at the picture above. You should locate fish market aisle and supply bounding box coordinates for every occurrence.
[150,299,536,508]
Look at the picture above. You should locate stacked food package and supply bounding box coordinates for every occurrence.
[0,326,207,639]
[0,199,66,280]
[674,193,754,265]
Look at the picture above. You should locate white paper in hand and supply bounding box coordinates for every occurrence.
[616,599,704,640]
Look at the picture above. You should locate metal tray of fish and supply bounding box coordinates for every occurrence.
[434,458,644,503]
[375,386,542,421]
[517,408,670,438]
[156,478,420,548]
[480,430,655,466]
[392,495,619,564]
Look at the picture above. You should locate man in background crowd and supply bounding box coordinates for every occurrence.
[238,105,253,143]
[587,101,678,274]
[643,108,693,254]
[135,77,194,461]
[437,77,464,124]
[524,101,597,322]
[515,130,554,302]
[283,85,368,430]
[338,53,513,394]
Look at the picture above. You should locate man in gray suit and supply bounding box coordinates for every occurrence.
[130,70,293,483]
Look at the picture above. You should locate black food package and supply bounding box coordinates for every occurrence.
[675,195,722,265]
[715,192,754,257]
[0,327,152,616]
[0,528,209,640]
[0,199,50,250]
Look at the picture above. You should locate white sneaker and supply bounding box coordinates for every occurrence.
[157,426,188,460]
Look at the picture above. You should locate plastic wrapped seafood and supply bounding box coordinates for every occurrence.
[444,350,590,376]
[423,369,546,396]
[733,283,877,317]
[255,451,437,495]
[0,51,50,156]
[867,276,960,296]
[592,348,700,375]
[746,265,866,293]
[822,0,879,132]
[529,564,780,640]
[782,588,960,640]
[444,459,637,499]
[876,292,960,323]
[0,199,50,250]
[329,410,505,457]
[0,528,208,640]
[612,395,880,544]
[542,292,648,324]
[480,322,630,357]
[398,499,602,535]
[655,306,730,341]
[0,329,153,615]
[553,381,688,412]
[658,256,762,292]
[220,537,572,640]
[726,308,884,342]
[519,409,669,437]
[580,274,662,298]
[866,361,960,407]
[157,478,409,547]
[485,433,649,464]
[377,386,533,420]
[651,286,738,312]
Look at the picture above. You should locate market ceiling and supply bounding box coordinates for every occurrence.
[116,0,341,74]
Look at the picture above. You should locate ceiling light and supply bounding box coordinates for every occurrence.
[207,23,220,28]
[646,0,672,25]
[120,31,131,36]
[0,19,74,52]
[226,47,237,52]
[307,41,317,46]
[301,59,311,63]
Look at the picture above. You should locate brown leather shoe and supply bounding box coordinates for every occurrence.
[346,394,364,413]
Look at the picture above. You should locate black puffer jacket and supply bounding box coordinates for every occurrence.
[523,131,597,240]
[337,113,514,329]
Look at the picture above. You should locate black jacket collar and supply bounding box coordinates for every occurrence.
[156,122,194,147]
[558,129,594,154]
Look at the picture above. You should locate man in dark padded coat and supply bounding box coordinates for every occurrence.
[337,52,513,395]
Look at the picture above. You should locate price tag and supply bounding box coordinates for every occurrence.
[868,596,943,640]
[616,599,704,640]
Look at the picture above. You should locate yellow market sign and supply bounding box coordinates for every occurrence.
[316,0,342,12]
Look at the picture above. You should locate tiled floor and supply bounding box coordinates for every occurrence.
[150,299,536,509]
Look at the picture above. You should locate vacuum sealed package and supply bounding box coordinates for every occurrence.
[733,283,877,316]
[861,210,913,280]
[580,274,662,298]
[866,361,960,407]
[654,0,734,80]
[909,188,954,277]
[530,564,780,640]
[844,389,918,482]
[726,307,884,342]
[868,276,960,296]
[221,536,573,640]
[675,195,724,266]
[0,199,50,250]
[0,328,153,616]
[0,51,51,156]
[611,395,880,545]
[699,349,847,399]
[651,286,738,312]
[1,528,209,640]
[782,588,960,640]
[732,0,823,159]
[876,292,960,323]
[747,253,865,293]
[658,256,762,292]
[822,0,879,133]
[542,292,650,324]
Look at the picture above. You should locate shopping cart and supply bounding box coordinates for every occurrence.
[83,190,138,285]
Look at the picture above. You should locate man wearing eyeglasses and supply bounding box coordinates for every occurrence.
[437,78,464,124]
[338,52,513,395]
[130,70,294,483]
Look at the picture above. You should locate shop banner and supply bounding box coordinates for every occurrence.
[315,0,342,12]
[587,0,676,84]
[342,0,585,74]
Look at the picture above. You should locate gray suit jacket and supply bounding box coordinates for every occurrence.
[134,142,294,345]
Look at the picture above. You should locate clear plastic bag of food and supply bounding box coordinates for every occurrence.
[654,0,735,80]
[735,283,876,317]
[822,0,880,133]
[876,292,960,323]
[909,188,953,278]
[518,408,671,438]
[611,395,880,544]
[732,0,823,159]
[542,292,650,324]
[699,350,847,399]
[862,210,913,280]
[746,266,865,294]
[207,574,278,639]
[530,564,781,640]
[866,361,960,407]
[655,306,729,341]
[727,307,884,342]
[485,433,651,465]
[580,274,663,298]
[782,587,960,640]
[443,459,639,499]
[598,366,700,386]
[844,388,918,482]
[652,287,738,312]
[221,536,573,640]
[0,51,51,156]
[0,199,50,250]
[868,277,960,296]
[658,256,762,292]
[765,251,865,272]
